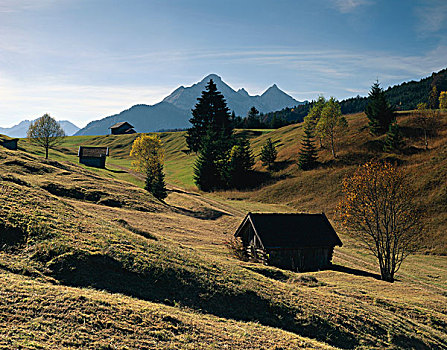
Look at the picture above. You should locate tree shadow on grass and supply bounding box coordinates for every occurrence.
[329,264,381,280]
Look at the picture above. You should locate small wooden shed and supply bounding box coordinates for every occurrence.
[78,146,109,168]
[0,135,18,150]
[109,122,136,135]
[234,212,342,272]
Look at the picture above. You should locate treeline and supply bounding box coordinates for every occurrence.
[254,68,447,125]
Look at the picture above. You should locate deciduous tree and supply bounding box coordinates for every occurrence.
[130,134,167,200]
[304,95,326,147]
[316,97,347,159]
[440,91,447,110]
[27,114,65,159]
[414,103,440,150]
[337,161,422,282]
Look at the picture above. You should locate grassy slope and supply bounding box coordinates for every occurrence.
[1,143,447,349]
[19,111,447,253]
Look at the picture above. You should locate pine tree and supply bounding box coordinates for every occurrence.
[244,106,260,128]
[365,81,395,135]
[186,79,233,153]
[428,85,439,109]
[226,136,254,188]
[298,121,318,170]
[260,138,277,170]
[193,130,228,191]
[151,163,168,200]
[383,122,404,152]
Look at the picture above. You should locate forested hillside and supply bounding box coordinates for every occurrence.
[261,68,447,124]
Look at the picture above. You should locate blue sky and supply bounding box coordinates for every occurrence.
[1,0,446,127]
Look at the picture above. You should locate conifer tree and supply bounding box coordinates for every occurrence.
[193,129,229,191]
[145,162,168,200]
[383,122,404,152]
[428,85,439,109]
[365,81,395,135]
[298,121,318,170]
[226,136,255,188]
[186,79,233,152]
[260,138,277,170]
[244,106,261,128]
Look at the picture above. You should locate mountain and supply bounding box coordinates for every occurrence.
[0,120,80,138]
[75,74,303,136]
[163,74,303,116]
[74,102,189,136]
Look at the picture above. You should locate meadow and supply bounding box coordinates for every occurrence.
[0,111,446,349]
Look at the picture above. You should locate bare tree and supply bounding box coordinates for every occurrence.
[414,103,440,150]
[337,160,422,282]
[27,114,65,159]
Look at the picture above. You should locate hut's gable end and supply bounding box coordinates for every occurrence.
[109,122,136,135]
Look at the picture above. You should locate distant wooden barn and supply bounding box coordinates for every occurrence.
[234,213,342,272]
[109,122,136,135]
[0,135,18,150]
[78,146,109,168]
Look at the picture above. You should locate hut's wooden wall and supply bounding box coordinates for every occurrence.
[267,247,334,272]
[79,156,106,168]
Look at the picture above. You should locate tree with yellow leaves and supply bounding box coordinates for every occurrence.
[316,97,348,159]
[439,91,447,110]
[337,160,422,282]
[130,134,167,200]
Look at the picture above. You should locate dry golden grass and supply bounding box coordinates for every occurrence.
[1,146,447,349]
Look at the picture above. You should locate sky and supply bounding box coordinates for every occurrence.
[1,0,446,128]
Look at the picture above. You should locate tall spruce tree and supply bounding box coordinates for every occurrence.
[383,122,404,152]
[260,138,277,170]
[365,81,395,135]
[186,79,233,153]
[298,121,318,170]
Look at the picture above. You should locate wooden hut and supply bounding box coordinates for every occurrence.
[0,135,18,150]
[78,146,109,168]
[234,212,342,272]
[109,122,136,135]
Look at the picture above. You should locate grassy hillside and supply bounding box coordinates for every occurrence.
[18,110,447,254]
[1,145,447,349]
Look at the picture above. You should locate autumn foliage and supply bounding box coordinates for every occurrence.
[337,160,422,282]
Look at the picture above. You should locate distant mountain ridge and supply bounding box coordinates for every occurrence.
[162,74,302,116]
[75,74,303,136]
[0,119,80,138]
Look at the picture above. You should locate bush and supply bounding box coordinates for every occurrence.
[225,237,248,261]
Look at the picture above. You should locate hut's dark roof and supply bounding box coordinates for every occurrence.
[78,146,109,158]
[0,134,19,143]
[109,121,134,129]
[235,213,342,248]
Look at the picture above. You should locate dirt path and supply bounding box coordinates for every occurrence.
[110,163,245,217]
